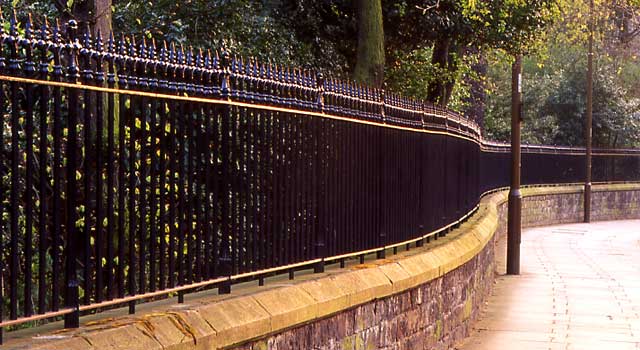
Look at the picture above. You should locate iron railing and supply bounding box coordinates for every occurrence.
[0,14,639,340]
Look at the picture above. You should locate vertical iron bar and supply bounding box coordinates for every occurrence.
[81,29,93,306]
[158,97,167,289]
[51,22,63,311]
[9,15,19,321]
[106,33,116,300]
[218,51,232,294]
[168,97,177,287]
[64,20,80,328]
[94,32,105,303]
[37,20,49,314]
[116,36,127,299]
[0,21,6,341]
[127,41,138,313]
[23,19,35,317]
[148,61,158,292]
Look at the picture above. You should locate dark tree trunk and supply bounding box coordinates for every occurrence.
[353,0,385,87]
[427,37,451,105]
[464,48,488,128]
[427,38,463,108]
[442,42,461,105]
[54,0,112,37]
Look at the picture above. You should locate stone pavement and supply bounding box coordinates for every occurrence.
[458,220,640,350]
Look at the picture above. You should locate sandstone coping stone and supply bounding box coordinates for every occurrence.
[7,183,640,350]
[296,277,350,319]
[197,295,269,348]
[252,285,317,332]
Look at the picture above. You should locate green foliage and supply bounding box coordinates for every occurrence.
[110,0,354,75]
[385,46,480,110]
[484,0,640,147]
[382,0,559,106]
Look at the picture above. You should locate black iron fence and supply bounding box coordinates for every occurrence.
[1,15,639,340]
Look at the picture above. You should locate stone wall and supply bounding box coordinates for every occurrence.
[521,184,640,227]
[233,235,496,350]
[229,184,640,350]
[12,184,640,350]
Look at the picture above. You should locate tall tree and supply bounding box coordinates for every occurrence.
[354,0,385,87]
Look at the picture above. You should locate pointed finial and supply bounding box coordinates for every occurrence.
[260,61,267,79]
[266,61,273,79]
[128,36,137,57]
[94,29,103,52]
[230,54,238,73]
[66,19,78,41]
[107,31,114,52]
[169,42,176,63]
[149,38,156,60]
[118,34,126,55]
[186,45,193,66]
[196,48,203,68]
[0,9,5,37]
[24,13,34,39]
[204,49,212,69]
[239,56,246,74]
[220,49,230,70]
[9,9,18,37]
[37,16,49,47]
[139,37,147,59]
[51,19,62,44]
[40,16,49,41]
[83,22,91,42]
[159,40,167,62]
[177,44,185,66]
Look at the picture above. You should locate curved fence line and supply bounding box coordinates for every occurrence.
[0,15,640,340]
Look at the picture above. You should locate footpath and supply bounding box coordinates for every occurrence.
[458,220,640,350]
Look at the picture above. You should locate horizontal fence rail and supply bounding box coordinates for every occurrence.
[1,15,640,341]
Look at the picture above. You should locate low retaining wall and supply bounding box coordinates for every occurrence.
[14,183,640,350]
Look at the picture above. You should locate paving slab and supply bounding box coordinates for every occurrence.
[458,220,640,350]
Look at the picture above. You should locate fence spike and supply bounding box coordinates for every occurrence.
[82,22,91,48]
[169,42,176,63]
[25,13,34,38]
[186,45,194,67]
[178,44,186,66]
[9,10,17,37]
[158,40,166,62]
[107,31,114,53]
[94,29,103,52]
[213,49,220,70]
[128,36,137,58]
[117,34,126,56]
[158,41,169,89]
[205,49,212,70]
[266,61,273,80]
[220,49,230,71]
[140,37,147,59]
[238,55,245,75]
[245,56,252,76]
[195,48,205,93]
[230,54,238,73]
[196,48,203,68]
